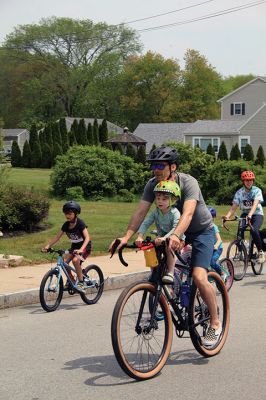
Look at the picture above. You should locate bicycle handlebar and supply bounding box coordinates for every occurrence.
[42,248,83,257]
[222,215,253,231]
[110,237,188,268]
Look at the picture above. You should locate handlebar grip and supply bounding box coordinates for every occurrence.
[118,247,128,267]
[110,238,121,258]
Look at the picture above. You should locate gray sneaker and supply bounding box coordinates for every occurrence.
[76,281,86,291]
[202,323,222,347]
[258,250,265,264]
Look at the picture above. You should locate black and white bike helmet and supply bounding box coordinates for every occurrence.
[62,201,81,214]
[146,146,180,166]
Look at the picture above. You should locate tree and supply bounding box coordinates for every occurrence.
[41,143,53,168]
[11,141,22,167]
[230,144,241,160]
[93,119,99,145]
[87,123,93,145]
[22,140,31,167]
[52,143,63,165]
[52,122,62,147]
[4,17,141,118]
[206,143,215,157]
[31,140,42,167]
[135,145,146,164]
[126,143,136,160]
[115,143,124,155]
[217,141,228,160]
[77,118,87,145]
[120,51,182,128]
[243,143,254,161]
[179,49,223,121]
[29,124,38,150]
[99,119,108,144]
[255,145,265,167]
[59,118,69,152]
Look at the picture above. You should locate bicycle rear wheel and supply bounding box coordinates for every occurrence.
[111,281,173,380]
[80,264,104,304]
[219,257,234,291]
[39,269,63,312]
[250,244,264,275]
[227,240,248,280]
[189,271,230,357]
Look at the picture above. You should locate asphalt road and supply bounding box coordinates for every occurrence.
[0,270,266,400]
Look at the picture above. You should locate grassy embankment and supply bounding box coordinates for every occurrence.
[1,167,239,264]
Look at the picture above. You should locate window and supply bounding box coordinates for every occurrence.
[239,136,250,154]
[193,137,220,152]
[230,103,246,115]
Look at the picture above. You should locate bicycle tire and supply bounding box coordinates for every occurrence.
[226,240,248,280]
[80,264,104,304]
[111,281,173,380]
[39,269,63,312]
[219,257,234,291]
[189,271,230,357]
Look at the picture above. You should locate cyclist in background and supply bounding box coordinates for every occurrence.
[110,146,221,347]
[135,180,184,284]
[224,170,265,264]
[42,201,91,290]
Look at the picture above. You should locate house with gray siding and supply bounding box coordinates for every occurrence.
[184,76,266,155]
[1,129,29,154]
[133,123,193,153]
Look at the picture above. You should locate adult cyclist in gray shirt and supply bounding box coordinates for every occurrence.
[110,146,220,347]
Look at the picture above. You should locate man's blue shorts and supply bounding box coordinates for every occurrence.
[186,226,215,270]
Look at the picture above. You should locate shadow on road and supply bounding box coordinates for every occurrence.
[63,348,207,386]
[20,301,88,314]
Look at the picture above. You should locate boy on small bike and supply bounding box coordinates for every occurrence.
[42,201,91,290]
[224,170,264,264]
[135,180,184,284]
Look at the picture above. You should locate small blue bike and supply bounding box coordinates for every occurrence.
[39,248,104,312]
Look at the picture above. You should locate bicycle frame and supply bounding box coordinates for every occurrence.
[224,216,254,261]
[48,254,79,292]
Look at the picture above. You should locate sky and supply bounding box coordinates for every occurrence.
[0,0,266,77]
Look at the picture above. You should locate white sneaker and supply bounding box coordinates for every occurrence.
[258,250,265,264]
[202,323,222,347]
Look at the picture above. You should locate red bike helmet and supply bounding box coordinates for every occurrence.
[241,171,255,181]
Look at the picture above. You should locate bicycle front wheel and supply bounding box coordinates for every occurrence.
[111,281,173,380]
[39,269,63,312]
[189,271,230,357]
[227,240,248,280]
[219,257,234,291]
[80,264,104,304]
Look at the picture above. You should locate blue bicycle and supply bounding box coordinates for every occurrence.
[39,248,104,312]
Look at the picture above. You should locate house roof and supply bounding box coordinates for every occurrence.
[183,120,244,135]
[217,76,266,103]
[1,129,28,138]
[105,132,146,144]
[133,123,193,152]
[64,118,123,134]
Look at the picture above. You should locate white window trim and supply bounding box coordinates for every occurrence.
[233,102,245,115]
[192,137,221,152]
[239,135,250,154]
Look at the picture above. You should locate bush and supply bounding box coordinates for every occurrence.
[0,185,49,231]
[118,189,135,202]
[51,146,149,198]
[65,186,84,201]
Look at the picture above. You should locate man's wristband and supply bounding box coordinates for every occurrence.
[171,233,182,240]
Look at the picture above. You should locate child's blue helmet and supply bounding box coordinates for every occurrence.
[207,206,216,218]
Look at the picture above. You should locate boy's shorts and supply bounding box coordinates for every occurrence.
[70,241,92,260]
[186,227,215,270]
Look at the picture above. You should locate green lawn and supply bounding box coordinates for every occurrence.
[5,167,52,196]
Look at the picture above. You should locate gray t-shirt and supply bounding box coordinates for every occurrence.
[142,173,212,234]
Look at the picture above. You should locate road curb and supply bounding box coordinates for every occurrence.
[0,270,149,310]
